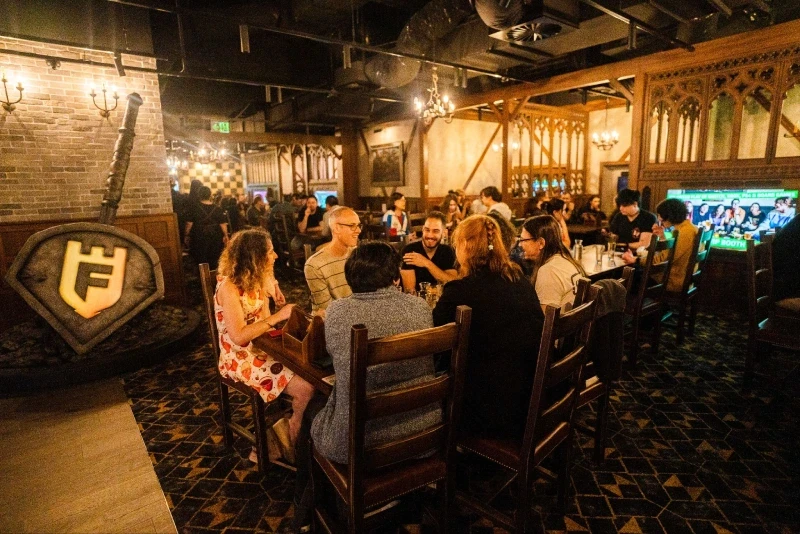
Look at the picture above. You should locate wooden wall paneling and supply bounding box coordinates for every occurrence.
[765,61,788,164]
[341,123,360,209]
[501,102,510,198]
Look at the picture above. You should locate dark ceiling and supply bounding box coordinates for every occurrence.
[131,0,800,132]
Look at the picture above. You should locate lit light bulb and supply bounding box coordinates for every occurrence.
[219,149,227,157]
[198,148,207,157]
[511,141,520,151]
[492,143,500,152]
[442,94,449,103]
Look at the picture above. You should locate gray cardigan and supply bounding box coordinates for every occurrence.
[310,287,441,464]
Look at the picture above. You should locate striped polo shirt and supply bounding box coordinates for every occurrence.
[304,246,354,312]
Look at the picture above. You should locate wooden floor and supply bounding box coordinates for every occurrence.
[0,379,176,534]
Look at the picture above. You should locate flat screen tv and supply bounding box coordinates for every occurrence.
[665,188,798,251]
[313,190,338,207]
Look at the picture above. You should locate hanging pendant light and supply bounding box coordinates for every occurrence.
[592,98,619,151]
[413,67,455,125]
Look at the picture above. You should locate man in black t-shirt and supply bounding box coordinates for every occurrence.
[609,188,657,249]
[297,196,325,235]
[401,211,458,291]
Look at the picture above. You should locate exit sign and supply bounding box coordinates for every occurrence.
[212,121,230,133]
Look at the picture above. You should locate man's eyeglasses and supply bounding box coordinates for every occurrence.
[338,222,363,231]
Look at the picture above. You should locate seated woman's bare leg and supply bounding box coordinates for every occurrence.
[283,375,315,444]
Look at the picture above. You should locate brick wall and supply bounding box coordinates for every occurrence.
[0,36,171,223]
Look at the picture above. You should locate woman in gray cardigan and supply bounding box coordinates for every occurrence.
[310,241,441,464]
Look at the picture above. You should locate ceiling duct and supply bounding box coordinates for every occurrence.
[477,0,580,46]
[364,0,473,89]
[334,61,377,91]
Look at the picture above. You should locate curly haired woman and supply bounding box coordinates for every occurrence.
[214,228,314,462]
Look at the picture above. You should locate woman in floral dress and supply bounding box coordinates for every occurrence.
[214,228,314,459]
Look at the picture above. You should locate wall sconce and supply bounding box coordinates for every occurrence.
[89,83,119,118]
[1,72,24,112]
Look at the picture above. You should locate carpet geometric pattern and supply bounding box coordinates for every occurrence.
[122,268,800,533]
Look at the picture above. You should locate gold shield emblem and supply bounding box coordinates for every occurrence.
[59,240,128,318]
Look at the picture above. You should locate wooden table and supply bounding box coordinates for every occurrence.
[252,334,333,395]
[579,245,627,281]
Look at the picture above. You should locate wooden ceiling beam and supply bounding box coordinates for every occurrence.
[608,79,634,103]
[456,17,800,110]
[172,129,340,147]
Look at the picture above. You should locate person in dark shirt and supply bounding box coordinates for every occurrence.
[297,196,325,235]
[742,202,768,232]
[184,186,229,269]
[400,211,457,291]
[246,195,266,228]
[433,215,544,439]
[773,214,800,301]
[608,188,657,250]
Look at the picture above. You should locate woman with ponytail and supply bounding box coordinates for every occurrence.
[433,215,544,439]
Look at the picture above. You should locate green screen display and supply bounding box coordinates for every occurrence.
[665,188,798,251]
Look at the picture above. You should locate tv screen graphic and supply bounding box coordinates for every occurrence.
[313,190,338,207]
[665,188,798,251]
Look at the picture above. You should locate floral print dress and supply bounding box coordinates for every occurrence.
[214,276,295,403]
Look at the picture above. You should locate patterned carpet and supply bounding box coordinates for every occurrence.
[122,266,800,533]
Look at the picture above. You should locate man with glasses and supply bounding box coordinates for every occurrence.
[400,211,457,292]
[304,207,361,316]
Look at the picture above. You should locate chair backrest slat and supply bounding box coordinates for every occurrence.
[520,288,600,466]
[684,228,713,294]
[638,233,677,302]
[365,375,450,420]
[746,239,773,332]
[199,264,221,362]
[348,305,471,505]
[368,324,458,365]
[363,424,446,471]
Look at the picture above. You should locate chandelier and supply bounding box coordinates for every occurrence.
[414,67,455,125]
[189,143,229,165]
[592,98,619,151]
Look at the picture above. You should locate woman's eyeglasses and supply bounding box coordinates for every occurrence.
[338,222,363,231]
[516,236,535,244]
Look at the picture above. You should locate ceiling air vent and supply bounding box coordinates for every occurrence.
[487,0,579,46]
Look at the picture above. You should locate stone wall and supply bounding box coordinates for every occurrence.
[0,36,171,223]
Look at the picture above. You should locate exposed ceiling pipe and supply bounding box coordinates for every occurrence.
[0,47,406,103]
[100,0,533,82]
[364,0,474,88]
[577,0,695,51]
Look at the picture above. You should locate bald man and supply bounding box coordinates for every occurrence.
[304,207,362,316]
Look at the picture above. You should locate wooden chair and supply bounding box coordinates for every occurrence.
[312,306,472,534]
[572,268,633,464]
[624,232,677,366]
[199,263,289,474]
[457,291,600,532]
[744,239,798,387]
[274,213,307,272]
[663,227,714,344]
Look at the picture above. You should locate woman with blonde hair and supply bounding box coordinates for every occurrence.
[433,215,543,439]
[214,228,314,463]
[519,215,587,311]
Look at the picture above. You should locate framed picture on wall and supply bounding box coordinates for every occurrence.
[370,142,404,186]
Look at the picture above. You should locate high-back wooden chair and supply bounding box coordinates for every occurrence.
[199,263,289,474]
[744,239,797,387]
[625,232,677,366]
[457,290,600,532]
[572,268,633,463]
[664,227,713,344]
[312,306,472,533]
[273,213,307,272]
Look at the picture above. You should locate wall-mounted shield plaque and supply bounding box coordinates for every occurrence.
[5,223,165,354]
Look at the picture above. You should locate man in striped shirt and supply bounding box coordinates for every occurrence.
[304,207,361,316]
